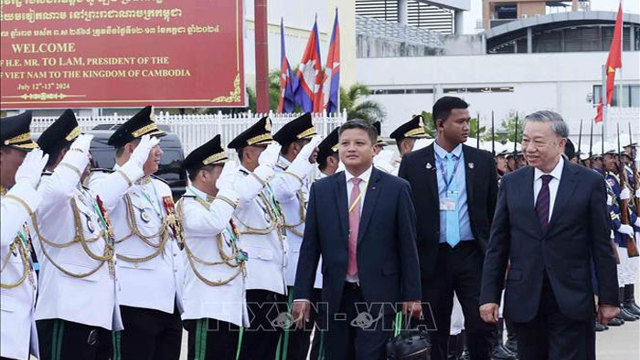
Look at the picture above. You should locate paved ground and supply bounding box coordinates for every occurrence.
[178,281,640,360]
[595,281,640,360]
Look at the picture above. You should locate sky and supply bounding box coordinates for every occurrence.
[462,0,639,34]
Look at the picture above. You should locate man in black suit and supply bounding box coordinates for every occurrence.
[398,96,498,360]
[292,120,422,360]
[479,110,620,360]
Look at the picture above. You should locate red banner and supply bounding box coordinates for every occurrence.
[0,0,245,109]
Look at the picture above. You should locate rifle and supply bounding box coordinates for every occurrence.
[630,122,640,215]
[491,111,495,157]
[589,120,594,159]
[577,119,583,159]
[617,123,639,258]
[477,113,481,149]
[513,114,520,170]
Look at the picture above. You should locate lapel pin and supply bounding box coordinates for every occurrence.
[426,163,432,170]
[468,162,474,169]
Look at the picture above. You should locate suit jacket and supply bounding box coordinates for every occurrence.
[398,144,498,279]
[294,167,421,315]
[479,161,619,322]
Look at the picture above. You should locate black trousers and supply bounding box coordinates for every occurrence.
[114,305,182,360]
[238,289,288,360]
[324,282,394,360]
[37,319,112,360]
[421,242,494,360]
[285,288,323,360]
[183,318,241,360]
[510,274,595,360]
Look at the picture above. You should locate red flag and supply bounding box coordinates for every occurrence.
[595,4,623,123]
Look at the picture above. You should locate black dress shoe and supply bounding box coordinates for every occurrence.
[608,316,624,326]
[491,344,517,360]
[504,339,518,355]
[595,322,608,331]
[624,301,640,316]
[619,307,639,321]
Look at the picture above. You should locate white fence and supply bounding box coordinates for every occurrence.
[31,110,348,154]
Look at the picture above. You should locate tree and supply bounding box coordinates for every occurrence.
[499,110,524,143]
[340,83,385,123]
[419,111,483,139]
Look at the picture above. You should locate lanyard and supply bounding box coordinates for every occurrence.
[348,179,367,213]
[80,187,108,231]
[139,184,163,219]
[435,152,461,193]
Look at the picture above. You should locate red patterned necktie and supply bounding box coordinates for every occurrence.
[347,178,362,276]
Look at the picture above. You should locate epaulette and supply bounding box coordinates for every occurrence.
[150,174,168,185]
[276,162,288,170]
[239,169,249,176]
[41,172,52,176]
[90,168,115,174]
[182,194,196,199]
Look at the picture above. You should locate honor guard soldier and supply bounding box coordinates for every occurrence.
[620,134,640,317]
[271,113,322,359]
[30,110,127,360]
[226,116,290,360]
[178,134,271,360]
[602,144,640,324]
[1,111,48,360]
[317,127,340,178]
[88,106,185,360]
[372,121,396,173]
[389,115,430,175]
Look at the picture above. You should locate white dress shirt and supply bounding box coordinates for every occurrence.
[344,165,373,217]
[344,165,373,283]
[533,156,564,222]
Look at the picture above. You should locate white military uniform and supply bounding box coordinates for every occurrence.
[274,157,322,289]
[233,165,288,295]
[1,183,40,360]
[33,152,123,331]
[179,185,254,327]
[89,167,184,314]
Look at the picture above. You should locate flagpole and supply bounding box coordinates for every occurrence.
[618,0,624,110]
[602,64,608,139]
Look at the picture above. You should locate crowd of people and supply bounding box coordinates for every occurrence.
[1,96,639,360]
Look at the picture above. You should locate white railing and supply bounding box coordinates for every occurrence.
[32,110,348,154]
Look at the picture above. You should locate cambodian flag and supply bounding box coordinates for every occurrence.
[278,19,298,113]
[323,9,340,113]
[295,19,323,113]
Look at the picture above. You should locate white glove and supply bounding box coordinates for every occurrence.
[216,160,237,192]
[131,135,160,169]
[60,134,94,170]
[607,195,614,206]
[618,224,635,236]
[635,218,640,228]
[620,187,631,200]
[15,149,49,189]
[287,137,322,178]
[636,188,640,198]
[258,143,281,169]
[120,135,160,183]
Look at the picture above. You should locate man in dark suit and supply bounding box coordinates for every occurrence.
[292,120,422,360]
[479,110,620,360]
[398,96,498,360]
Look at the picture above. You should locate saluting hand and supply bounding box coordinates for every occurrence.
[15,149,49,189]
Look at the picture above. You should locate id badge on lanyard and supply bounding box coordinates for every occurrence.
[436,153,460,212]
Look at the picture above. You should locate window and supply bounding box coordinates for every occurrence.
[593,85,640,108]
[495,4,517,20]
